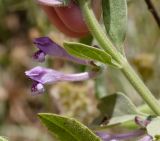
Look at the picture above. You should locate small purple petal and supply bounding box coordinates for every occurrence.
[33,37,63,56]
[25,66,61,84]
[31,81,45,95]
[96,129,145,141]
[33,50,46,62]
[33,37,91,66]
[139,135,152,141]
[37,0,64,7]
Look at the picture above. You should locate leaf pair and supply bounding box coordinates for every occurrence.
[38,93,144,141]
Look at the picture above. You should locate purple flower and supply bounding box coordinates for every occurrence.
[139,135,152,141]
[33,37,91,65]
[25,66,98,95]
[26,36,99,94]
[96,129,145,141]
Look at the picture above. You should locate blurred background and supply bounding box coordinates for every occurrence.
[0,0,159,140]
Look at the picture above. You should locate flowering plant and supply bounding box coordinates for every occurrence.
[25,0,160,141]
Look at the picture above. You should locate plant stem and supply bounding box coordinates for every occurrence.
[78,0,122,64]
[79,0,160,115]
[122,62,160,115]
[138,102,154,115]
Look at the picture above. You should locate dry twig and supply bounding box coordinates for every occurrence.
[144,0,160,28]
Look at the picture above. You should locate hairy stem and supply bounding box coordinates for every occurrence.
[79,0,160,115]
[78,0,123,64]
[121,62,160,115]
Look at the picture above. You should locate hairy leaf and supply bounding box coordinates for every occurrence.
[102,0,127,47]
[92,92,140,128]
[147,117,160,140]
[38,113,101,141]
[64,42,121,68]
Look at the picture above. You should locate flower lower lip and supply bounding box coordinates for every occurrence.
[31,81,45,95]
[33,50,46,62]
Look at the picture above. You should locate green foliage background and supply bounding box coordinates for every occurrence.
[0,0,159,140]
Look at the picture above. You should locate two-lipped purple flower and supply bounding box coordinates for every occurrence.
[96,129,152,141]
[25,37,98,95]
[33,37,91,65]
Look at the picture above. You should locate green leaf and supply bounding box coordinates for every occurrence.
[0,136,8,141]
[147,117,160,140]
[38,113,101,141]
[95,69,108,98]
[102,0,127,47]
[92,92,140,128]
[64,42,121,68]
[98,92,138,117]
